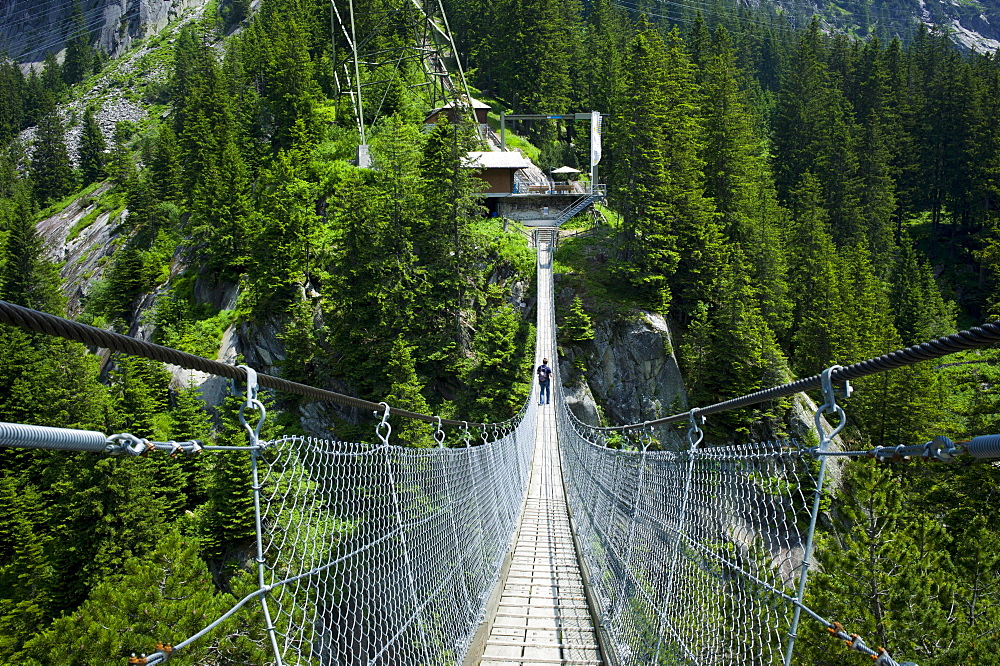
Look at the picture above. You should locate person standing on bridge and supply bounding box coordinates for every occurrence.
[537,358,552,405]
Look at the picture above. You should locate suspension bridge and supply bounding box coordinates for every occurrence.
[2,226,1000,665]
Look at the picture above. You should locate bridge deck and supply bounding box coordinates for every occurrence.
[475,230,603,666]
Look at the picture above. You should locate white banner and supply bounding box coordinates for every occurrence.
[590,111,602,167]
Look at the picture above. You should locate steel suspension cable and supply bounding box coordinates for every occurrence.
[594,322,1000,431]
[0,299,491,427]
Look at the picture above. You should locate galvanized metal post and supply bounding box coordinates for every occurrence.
[784,366,851,666]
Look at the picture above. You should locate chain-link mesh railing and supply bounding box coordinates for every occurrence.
[557,406,818,665]
[255,410,535,665]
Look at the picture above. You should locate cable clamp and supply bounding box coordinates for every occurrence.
[237,365,266,446]
[106,433,149,457]
[374,402,391,446]
[686,409,704,450]
[814,366,849,453]
[461,421,471,448]
[433,416,446,448]
[925,435,958,462]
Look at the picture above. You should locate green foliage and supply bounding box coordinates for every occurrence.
[562,295,594,342]
[608,22,722,314]
[78,106,107,186]
[201,395,278,561]
[62,0,94,86]
[797,461,980,665]
[20,526,268,664]
[30,110,75,204]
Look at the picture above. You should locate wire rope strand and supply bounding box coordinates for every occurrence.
[0,299,493,428]
[592,321,1000,431]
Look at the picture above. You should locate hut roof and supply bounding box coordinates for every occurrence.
[462,151,532,170]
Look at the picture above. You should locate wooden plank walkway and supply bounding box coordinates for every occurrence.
[474,230,603,666]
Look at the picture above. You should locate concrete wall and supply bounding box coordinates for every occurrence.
[497,195,579,220]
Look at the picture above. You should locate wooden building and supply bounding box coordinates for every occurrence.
[424,96,492,125]
[463,151,533,194]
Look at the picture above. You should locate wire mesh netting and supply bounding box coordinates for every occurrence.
[557,411,819,665]
[249,409,535,665]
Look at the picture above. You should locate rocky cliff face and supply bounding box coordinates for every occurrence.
[558,304,688,428]
[767,0,1000,53]
[1,0,210,67]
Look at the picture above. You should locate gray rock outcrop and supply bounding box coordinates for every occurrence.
[559,307,688,427]
[2,0,211,67]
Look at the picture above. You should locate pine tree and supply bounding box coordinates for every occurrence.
[463,288,532,422]
[203,394,277,561]
[190,135,252,273]
[30,110,74,203]
[62,0,93,85]
[0,183,63,312]
[799,461,956,664]
[262,0,321,149]
[0,477,53,658]
[416,117,482,378]
[786,174,846,376]
[20,527,268,664]
[384,337,434,448]
[562,296,594,343]
[149,125,183,202]
[107,354,173,439]
[890,239,954,346]
[78,105,106,185]
[0,60,26,145]
[581,0,627,114]
[660,28,724,315]
[608,20,680,307]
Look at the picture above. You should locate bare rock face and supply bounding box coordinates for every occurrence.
[560,309,688,427]
[2,0,210,66]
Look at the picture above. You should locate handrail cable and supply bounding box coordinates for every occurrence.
[593,322,1000,431]
[0,299,493,428]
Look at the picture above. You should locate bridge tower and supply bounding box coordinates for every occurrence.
[328,0,472,164]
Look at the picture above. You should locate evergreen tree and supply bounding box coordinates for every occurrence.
[699,26,790,335]
[608,21,680,307]
[786,174,846,375]
[463,287,532,422]
[890,239,954,346]
[30,110,74,203]
[581,0,628,114]
[415,117,482,377]
[562,295,594,342]
[203,395,277,560]
[149,124,184,203]
[39,53,66,106]
[62,0,93,85]
[799,461,956,665]
[20,527,268,664]
[261,0,321,149]
[772,19,863,246]
[0,59,26,145]
[0,183,63,312]
[384,336,434,447]
[681,249,786,436]
[190,136,253,273]
[78,105,107,185]
[659,28,724,315]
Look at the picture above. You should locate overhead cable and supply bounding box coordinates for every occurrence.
[0,299,493,427]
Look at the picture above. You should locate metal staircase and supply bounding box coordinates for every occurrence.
[553,191,604,226]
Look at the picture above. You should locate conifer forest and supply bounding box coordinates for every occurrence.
[1,0,1000,663]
